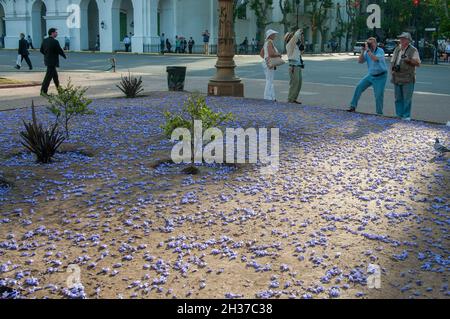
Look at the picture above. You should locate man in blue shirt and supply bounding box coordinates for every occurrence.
[347,37,388,115]
[202,30,210,55]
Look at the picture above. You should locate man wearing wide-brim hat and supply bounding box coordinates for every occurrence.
[284,29,304,104]
[390,32,421,121]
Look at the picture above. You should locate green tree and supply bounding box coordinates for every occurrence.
[248,0,274,45]
[46,80,93,138]
[279,0,295,35]
[305,0,333,51]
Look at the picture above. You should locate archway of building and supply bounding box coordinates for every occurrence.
[112,0,134,51]
[80,0,100,50]
[32,0,47,48]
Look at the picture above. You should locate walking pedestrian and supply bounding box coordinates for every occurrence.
[40,28,66,95]
[175,36,181,53]
[347,37,388,115]
[27,35,34,49]
[123,35,131,52]
[166,39,172,53]
[445,38,450,63]
[391,32,421,121]
[239,37,249,54]
[160,33,166,54]
[180,37,186,53]
[64,36,70,51]
[202,30,210,55]
[15,33,33,70]
[260,29,282,101]
[95,34,100,51]
[251,38,257,54]
[285,29,304,104]
[188,37,195,54]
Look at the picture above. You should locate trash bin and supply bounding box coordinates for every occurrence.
[166,66,187,91]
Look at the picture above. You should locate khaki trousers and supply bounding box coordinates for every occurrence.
[288,66,302,102]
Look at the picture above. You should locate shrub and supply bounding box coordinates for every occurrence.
[162,93,233,169]
[46,79,93,137]
[20,101,65,163]
[117,71,144,98]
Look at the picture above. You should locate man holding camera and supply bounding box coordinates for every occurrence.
[285,29,304,104]
[391,32,421,121]
[347,37,387,115]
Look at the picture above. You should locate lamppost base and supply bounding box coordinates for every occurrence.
[207,81,244,97]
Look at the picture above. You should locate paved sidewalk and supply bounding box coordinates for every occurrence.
[1,69,449,125]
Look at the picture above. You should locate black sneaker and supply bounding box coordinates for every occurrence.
[346,107,356,112]
[14,65,20,70]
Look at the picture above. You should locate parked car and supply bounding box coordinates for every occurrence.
[383,40,399,56]
[353,41,366,55]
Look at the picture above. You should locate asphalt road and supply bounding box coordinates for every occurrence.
[0,50,449,123]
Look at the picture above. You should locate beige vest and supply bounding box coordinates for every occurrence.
[391,45,418,84]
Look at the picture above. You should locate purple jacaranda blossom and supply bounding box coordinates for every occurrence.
[63,283,87,299]
[25,277,39,286]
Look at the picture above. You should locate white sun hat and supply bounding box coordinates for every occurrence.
[265,29,279,40]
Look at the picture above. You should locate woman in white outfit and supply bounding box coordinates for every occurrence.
[261,29,282,101]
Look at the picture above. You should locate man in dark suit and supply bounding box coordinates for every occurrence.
[40,28,66,95]
[15,33,33,70]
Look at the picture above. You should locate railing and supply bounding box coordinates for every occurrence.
[143,44,218,54]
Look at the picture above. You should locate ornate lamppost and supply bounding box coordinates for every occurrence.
[208,0,244,97]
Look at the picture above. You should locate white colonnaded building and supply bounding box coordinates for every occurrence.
[0,0,350,53]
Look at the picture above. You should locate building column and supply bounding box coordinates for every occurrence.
[173,0,177,37]
[209,0,217,45]
[131,0,144,52]
[99,1,114,52]
[147,0,160,52]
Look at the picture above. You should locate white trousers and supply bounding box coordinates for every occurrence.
[262,62,275,101]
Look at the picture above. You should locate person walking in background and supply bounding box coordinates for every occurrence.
[180,37,187,53]
[175,36,181,53]
[40,28,66,95]
[160,33,166,54]
[347,37,387,115]
[188,37,195,54]
[64,36,70,51]
[27,35,34,49]
[251,38,257,54]
[95,34,100,51]
[202,30,210,55]
[123,34,131,52]
[239,37,249,54]
[391,32,421,121]
[15,33,33,70]
[285,29,304,104]
[166,38,172,53]
[260,29,282,101]
[445,38,450,63]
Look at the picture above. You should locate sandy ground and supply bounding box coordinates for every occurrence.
[0,92,449,299]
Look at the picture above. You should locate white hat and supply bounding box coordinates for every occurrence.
[397,32,412,41]
[265,29,279,40]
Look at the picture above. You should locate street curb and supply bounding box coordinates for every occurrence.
[0,82,41,89]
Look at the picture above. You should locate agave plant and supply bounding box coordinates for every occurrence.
[20,101,65,163]
[116,71,144,98]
